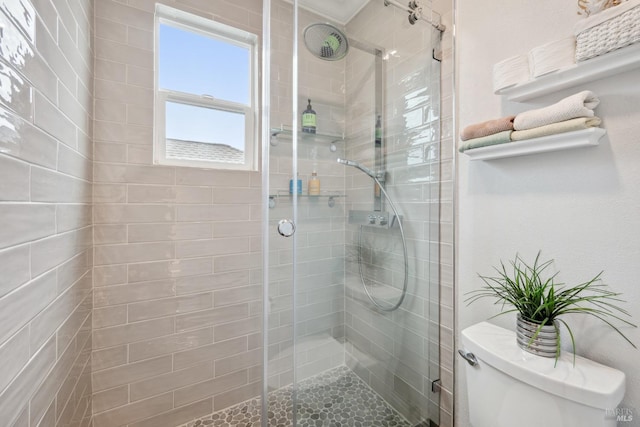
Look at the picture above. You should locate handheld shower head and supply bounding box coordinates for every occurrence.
[337,158,356,167]
[336,158,381,181]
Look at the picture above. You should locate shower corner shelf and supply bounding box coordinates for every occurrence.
[269,190,345,208]
[495,42,640,102]
[270,126,345,145]
[462,128,606,161]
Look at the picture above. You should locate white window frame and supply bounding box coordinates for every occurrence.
[154,4,259,171]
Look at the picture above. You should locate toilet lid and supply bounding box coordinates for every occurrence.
[461,322,626,409]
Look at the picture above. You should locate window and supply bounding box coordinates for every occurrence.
[154,5,258,170]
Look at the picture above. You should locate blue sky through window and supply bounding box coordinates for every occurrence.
[159,23,249,149]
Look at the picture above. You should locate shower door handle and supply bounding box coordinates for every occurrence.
[277,219,296,237]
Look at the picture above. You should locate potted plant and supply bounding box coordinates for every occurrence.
[466,252,636,361]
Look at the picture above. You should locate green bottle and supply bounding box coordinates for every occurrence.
[302,99,316,134]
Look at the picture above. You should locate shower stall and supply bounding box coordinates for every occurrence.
[261,0,444,425]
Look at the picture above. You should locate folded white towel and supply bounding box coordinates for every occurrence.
[511,117,601,141]
[513,91,600,131]
[528,37,576,78]
[574,0,640,35]
[493,55,530,93]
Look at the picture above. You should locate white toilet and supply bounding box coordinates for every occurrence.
[460,322,626,427]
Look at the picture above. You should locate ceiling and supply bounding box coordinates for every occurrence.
[297,0,372,25]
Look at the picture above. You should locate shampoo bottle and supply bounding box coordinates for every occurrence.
[308,171,320,195]
[302,99,316,134]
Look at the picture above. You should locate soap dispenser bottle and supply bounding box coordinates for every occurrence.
[289,174,302,195]
[308,171,320,195]
[302,99,316,134]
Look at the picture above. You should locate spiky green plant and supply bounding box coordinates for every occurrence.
[465,252,636,362]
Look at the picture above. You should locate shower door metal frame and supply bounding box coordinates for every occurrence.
[260,0,272,424]
[260,0,301,425]
[290,1,300,426]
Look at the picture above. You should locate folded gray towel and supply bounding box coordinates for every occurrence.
[514,91,600,131]
[459,130,513,153]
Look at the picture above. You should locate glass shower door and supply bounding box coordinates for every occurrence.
[262,0,442,425]
[263,2,349,425]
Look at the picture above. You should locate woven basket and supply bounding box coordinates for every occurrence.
[576,3,640,61]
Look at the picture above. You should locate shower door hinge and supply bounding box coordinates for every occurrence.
[432,48,442,62]
[431,379,441,393]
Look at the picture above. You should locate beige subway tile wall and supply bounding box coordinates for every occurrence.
[91,1,263,425]
[0,0,95,426]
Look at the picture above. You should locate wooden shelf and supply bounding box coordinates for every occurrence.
[462,128,607,161]
[496,43,640,102]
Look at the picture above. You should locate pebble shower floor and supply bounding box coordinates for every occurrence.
[178,366,412,427]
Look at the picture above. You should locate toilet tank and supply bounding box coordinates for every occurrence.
[461,322,625,427]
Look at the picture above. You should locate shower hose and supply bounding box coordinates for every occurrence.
[357,176,408,312]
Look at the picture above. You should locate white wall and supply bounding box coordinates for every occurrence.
[456,1,640,425]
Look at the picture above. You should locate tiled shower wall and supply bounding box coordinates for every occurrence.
[92,0,350,424]
[0,0,94,426]
[91,0,454,425]
[91,1,263,426]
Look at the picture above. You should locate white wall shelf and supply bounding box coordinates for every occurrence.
[463,128,607,161]
[496,43,640,102]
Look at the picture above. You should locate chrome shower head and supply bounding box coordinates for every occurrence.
[304,23,349,61]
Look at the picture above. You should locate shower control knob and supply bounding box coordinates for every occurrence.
[368,215,376,224]
[378,216,388,226]
[277,219,296,237]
